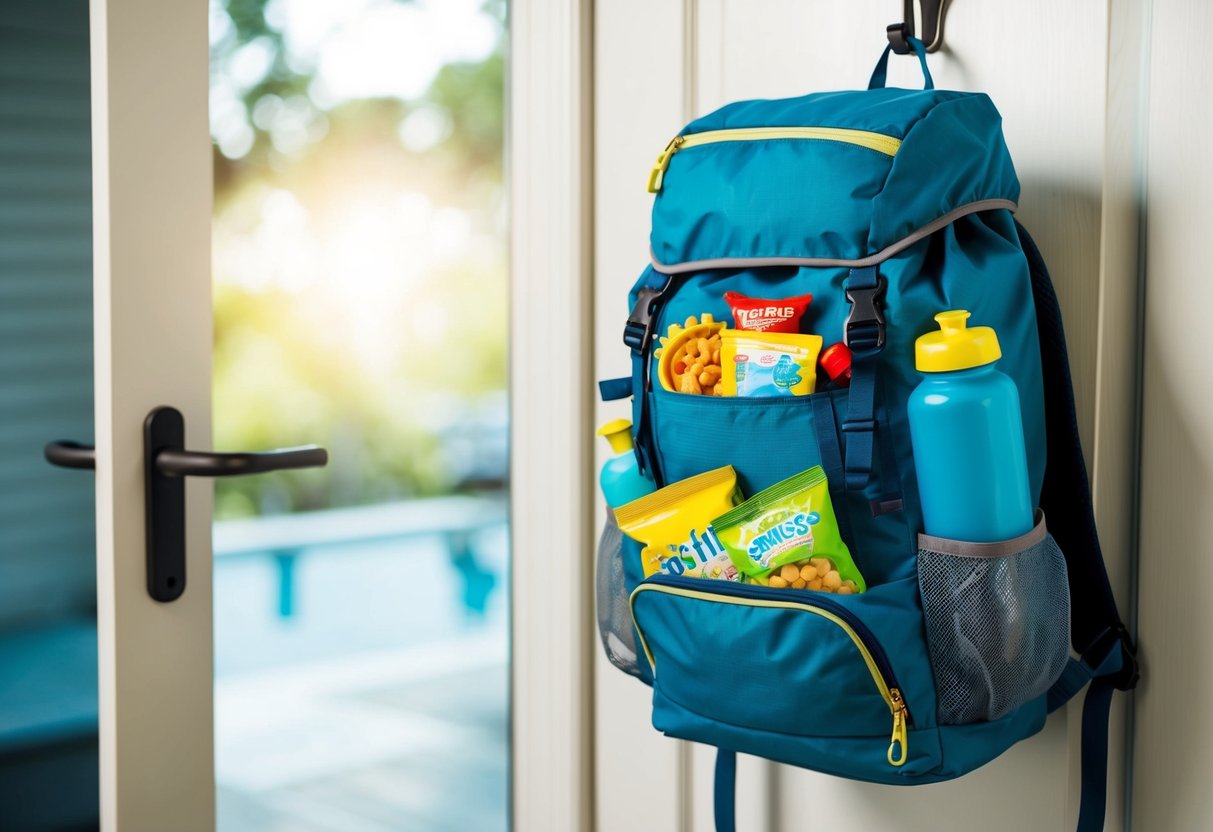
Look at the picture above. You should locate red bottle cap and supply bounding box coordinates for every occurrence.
[820,343,853,387]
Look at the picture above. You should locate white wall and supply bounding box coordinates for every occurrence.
[1131,1,1213,827]
[594,2,1144,829]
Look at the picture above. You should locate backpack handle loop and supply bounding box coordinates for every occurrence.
[868,36,935,91]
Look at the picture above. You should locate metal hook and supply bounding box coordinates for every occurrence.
[887,0,949,55]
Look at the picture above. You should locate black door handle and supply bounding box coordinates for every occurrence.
[44,440,97,470]
[46,438,326,477]
[45,406,328,602]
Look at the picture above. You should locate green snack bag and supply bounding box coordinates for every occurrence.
[712,466,867,593]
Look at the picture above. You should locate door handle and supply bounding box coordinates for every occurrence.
[44,440,97,470]
[45,405,328,602]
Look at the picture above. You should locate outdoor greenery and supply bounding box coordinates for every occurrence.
[210,0,506,518]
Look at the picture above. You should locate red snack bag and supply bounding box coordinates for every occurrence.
[724,291,813,333]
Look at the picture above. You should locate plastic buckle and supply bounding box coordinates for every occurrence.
[1083,624,1140,692]
[886,21,913,55]
[844,275,887,351]
[622,283,668,352]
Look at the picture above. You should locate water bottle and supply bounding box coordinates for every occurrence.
[597,419,656,508]
[908,310,1034,542]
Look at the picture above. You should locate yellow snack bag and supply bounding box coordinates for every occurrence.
[614,466,744,579]
[720,330,823,397]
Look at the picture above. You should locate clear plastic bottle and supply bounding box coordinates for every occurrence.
[908,311,1034,542]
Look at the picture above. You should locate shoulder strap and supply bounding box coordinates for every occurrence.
[1016,221,1138,832]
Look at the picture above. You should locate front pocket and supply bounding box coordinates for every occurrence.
[630,575,927,770]
[649,387,843,497]
[917,511,1070,724]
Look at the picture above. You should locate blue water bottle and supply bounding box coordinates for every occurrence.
[908,311,1035,542]
[597,419,656,508]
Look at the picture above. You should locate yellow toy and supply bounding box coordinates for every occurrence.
[654,314,728,395]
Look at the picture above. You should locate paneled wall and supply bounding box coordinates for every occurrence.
[594,2,1144,829]
[1132,2,1213,827]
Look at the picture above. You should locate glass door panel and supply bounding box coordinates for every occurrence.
[209,2,509,828]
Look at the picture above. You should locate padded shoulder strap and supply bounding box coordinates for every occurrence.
[1016,222,1132,668]
[1017,222,1138,832]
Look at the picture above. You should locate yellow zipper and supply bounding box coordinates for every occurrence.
[630,583,910,767]
[647,126,902,193]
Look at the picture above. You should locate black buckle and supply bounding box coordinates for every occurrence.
[886,22,913,55]
[844,275,887,351]
[622,282,668,352]
[1082,624,1139,692]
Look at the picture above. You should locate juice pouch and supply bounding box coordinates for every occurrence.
[712,466,867,592]
[614,466,744,580]
[720,330,823,397]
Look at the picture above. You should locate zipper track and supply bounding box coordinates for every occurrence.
[632,574,904,710]
[680,127,901,155]
[648,126,902,192]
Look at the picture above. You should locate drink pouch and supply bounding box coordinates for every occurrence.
[720,330,823,397]
[724,291,813,333]
[614,465,745,580]
[712,466,867,593]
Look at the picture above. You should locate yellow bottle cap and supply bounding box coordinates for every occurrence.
[596,419,635,454]
[915,310,1002,372]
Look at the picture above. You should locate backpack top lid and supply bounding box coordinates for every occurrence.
[649,87,1020,273]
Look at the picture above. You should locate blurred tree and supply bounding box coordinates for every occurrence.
[210,0,507,518]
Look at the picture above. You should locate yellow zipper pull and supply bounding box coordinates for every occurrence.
[647,136,685,193]
[887,688,909,767]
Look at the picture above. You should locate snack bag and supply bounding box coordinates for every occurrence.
[720,330,823,397]
[614,465,744,579]
[724,291,812,333]
[712,466,866,592]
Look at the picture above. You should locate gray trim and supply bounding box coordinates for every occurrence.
[917,510,1047,558]
[649,198,1019,274]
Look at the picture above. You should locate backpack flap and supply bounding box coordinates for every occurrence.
[649,88,1020,271]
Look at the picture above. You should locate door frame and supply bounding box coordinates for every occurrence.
[90,0,215,828]
[508,0,597,829]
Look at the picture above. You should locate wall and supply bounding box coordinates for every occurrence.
[594,1,1143,829]
[1131,1,1212,826]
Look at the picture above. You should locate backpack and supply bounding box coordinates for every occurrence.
[596,38,1138,832]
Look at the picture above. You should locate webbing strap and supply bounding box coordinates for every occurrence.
[598,376,631,402]
[813,393,856,547]
[1076,677,1117,832]
[626,272,672,485]
[714,748,736,832]
[842,267,885,490]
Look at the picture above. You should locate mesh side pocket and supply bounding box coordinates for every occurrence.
[917,513,1070,725]
[596,511,646,680]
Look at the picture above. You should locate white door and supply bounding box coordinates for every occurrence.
[594,2,1142,829]
[32,1,532,830]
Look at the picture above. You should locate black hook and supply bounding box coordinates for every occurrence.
[887,0,949,55]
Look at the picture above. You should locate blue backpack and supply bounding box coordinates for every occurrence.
[596,39,1138,831]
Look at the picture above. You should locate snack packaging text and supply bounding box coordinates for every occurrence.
[712,466,866,592]
[614,465,744,579]
[724,291,813,333]
[720,330,823,397]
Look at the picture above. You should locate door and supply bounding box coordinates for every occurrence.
[594,2,1141,829]
[24,1,521,829]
